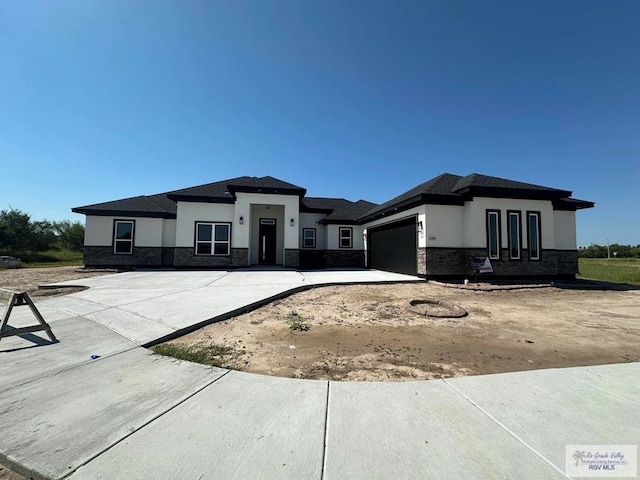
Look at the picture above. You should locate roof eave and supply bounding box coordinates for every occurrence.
[552,199,595,211]
[71,208,176,219]
[358,194,464,223]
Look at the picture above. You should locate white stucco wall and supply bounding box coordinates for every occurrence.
[234,193,300,250]
[162,219,176,247]
[553,210,577,250]
[424,205,464,248]
[327,224,365,250]
[175,202,235,247]
[300,213,327,249]
[462,198,554,249]
[84,216,165,247]
[362,206,427,248]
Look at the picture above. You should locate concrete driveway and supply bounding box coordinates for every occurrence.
[1,269,638,479]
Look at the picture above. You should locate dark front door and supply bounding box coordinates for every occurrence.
[259,218,277,264]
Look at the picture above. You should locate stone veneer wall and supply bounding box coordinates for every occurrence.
[299,250,326,269]
[284,249,300,268]
[467,248,558,276]
[326,250,365,268]
[423,247,577,278]
[173,248,248,268]
[424,248,467,276]
[417,247,427,275]
[83,246,163,267]
[232,248,249,267]
[557,250,579,276]
[161,247,174,267]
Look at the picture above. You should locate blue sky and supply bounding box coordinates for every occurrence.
[2,0,638,246]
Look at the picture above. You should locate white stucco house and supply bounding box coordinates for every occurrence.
[72,173,593,278]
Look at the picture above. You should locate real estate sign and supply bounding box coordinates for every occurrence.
[469,257,493,274]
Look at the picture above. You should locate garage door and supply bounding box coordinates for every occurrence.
[367,217,417,275]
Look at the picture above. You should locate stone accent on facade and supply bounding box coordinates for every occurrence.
[232,248,249,267]
[173,248,235,268]
[417,248,427,275]
[284,249,300,268]
[161,248,174,267]
[83,246,163,267]
[299,250,327,269]
[326,250,365,268]
[422,247,577,278]
[424,248,467,276]
[557,250,579,276]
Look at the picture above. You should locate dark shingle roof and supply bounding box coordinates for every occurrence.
[72,194,176,218]
[72,172,593,220]
[300,197,354,213]
[320,200,379,224]
[167,176,306,201]
[73,176,309,217]
[360,173,464,221]
[165,176,251,202]
[452,173,572,196]
[359,172,591,222]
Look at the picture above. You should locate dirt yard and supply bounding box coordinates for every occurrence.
[166,282,640,381]
[0,266,117,298]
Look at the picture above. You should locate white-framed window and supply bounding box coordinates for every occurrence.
[302,228,316,248]
[527,212,541,261]
[195,222,231,256]
[486,210,501,260]
[507,211,521,260]
[339,227,352,249]
[113,220,134,254]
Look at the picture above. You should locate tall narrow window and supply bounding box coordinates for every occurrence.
[302,228,316,248]
[507,211,521,260]
[339,227,352,248]
[114,220,134,254]
[486,210,501,260]
[527,212,541,260]
[196,222,230,256]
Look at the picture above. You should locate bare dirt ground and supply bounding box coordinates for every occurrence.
[168,282,640,382]
[0,465,27,480]
[0,266,117,298]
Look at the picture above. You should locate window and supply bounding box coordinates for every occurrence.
[302,228,316,248]
[507,211,521,260]
[195,222,230,256]
[527,212,541,260]
[486,210,501,260]
[113,220,134,254]
[339,227,352,248]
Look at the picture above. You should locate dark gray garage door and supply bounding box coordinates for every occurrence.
[367,217,417,275]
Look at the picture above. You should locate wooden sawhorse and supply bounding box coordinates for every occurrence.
[0,288,57,343]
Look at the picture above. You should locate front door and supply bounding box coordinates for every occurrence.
[259,218,277,264]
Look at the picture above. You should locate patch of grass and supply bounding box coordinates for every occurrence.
[578,258,640,286]
[286,311,310,331]
[152,342,245,369]
[1,250,83,268]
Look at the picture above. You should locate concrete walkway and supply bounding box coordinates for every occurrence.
[1,270,638,479]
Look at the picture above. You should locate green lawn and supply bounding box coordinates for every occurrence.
[1,250,83,268]
[578,258,640,286]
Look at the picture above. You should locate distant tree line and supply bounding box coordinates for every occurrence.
[0,208,84,253]
[579,243,640,258]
